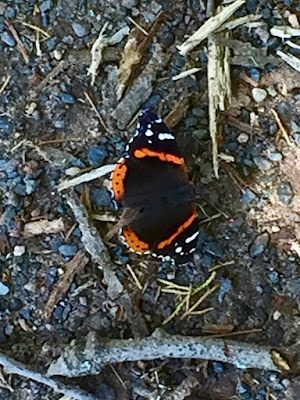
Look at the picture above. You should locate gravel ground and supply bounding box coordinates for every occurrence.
[0,0,300,399]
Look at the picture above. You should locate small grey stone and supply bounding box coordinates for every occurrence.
[268,152,282,162]
[252,88,267,103]
[72,22,87,38]
[253,156,271,171]
[122,0,138,7]
[1,31,15,47]
[286,277,300,298]
[40,0,52,13]
[278,182,293,205]
[249,233,269,258]
[0,282,10,296]
[242,188,257,204]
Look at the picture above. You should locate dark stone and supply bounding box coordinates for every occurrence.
[72,22,87,38]
[114,246,129,263]
[95,382,116,400]
[1,31,15,46]
[87,146,107,167]
[61,94,75,104]
[184,116,197,128]
[49,236,63,252]
[46,266,59,287]
[58,244,77,257]
[90,187,112,207]
[144,95,161,109]
[8,298,23,311]
[278,182,293,205]
[253,156,271,170]
[0,117,13,138]
[250,67,260,82]
[249,233,269,258]
[242,188,257,204]
[4,7,17,19]
[286,277,300,297]
[218,278,232,303]
[204,241,223,258]
[20,308,31,320]
[47,36,57,50]
[89,312,111,331]
[40,0,52,13]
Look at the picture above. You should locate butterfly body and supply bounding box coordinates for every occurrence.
[111,109,199,263]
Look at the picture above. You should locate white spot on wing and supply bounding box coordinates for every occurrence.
[145,129,154,137]
[175,246,183,253]
[137,122,140,129]
[148,140,152,144]
[147,124,152,128]
[185,231,199,244]
[158,133,175,141]
[155,118,162,123]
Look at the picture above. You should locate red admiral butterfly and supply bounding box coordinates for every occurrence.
[111,109,199,263]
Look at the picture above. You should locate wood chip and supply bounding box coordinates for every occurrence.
[87,22,109,86]
[164,95,192,128]
[177,0,245,56]
[43,251,89,320]
[24,218,66,238]
[58,164,115,192]
[276,50,300,73]
[117,12,164,100]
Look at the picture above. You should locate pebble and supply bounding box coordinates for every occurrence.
[268,270,279,284]
[72,22,87,38]
[1,31,15,46]
[237,133,249,143]
[61,94,75,104]
[122,0,138,8]
[58,244,77,257]
[40,0,52,13]
[268,152,282,161]
[253,156,271,171]
[87,146,107,167]
[218,278,232,303]
[13,245,25,257]
[193,129,209,140]
[278,182,293,205]
[90,187,112,207]
[144,94,161,109]
[250,67,260,82]
[203,241,223,258]
[242,188,257,204]
[46,266,59,287]
[249,233,269,258]
[184,116,198,128]
[0,117,13,138]
[4,7,16,19]
[0,282,10,296]
[95,382,115,400]
[286,277,300,297]
[252,88,267,103]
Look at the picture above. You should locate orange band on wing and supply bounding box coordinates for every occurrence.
[123,228,150,253]
[112,160,127,201]
[134,148,184,165]
[157,210,198,249]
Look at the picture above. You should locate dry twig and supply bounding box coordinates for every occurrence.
[43,251,89,319]
[177,0,245,56]
[0,352,99,400]
[84,91,108,131]
[6,21,30,63]
[0,75,11,95]
[47,327,281,377]
[271,108,293,146]
[58,164,115,192]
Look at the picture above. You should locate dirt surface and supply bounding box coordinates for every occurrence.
[0,0,300,399]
